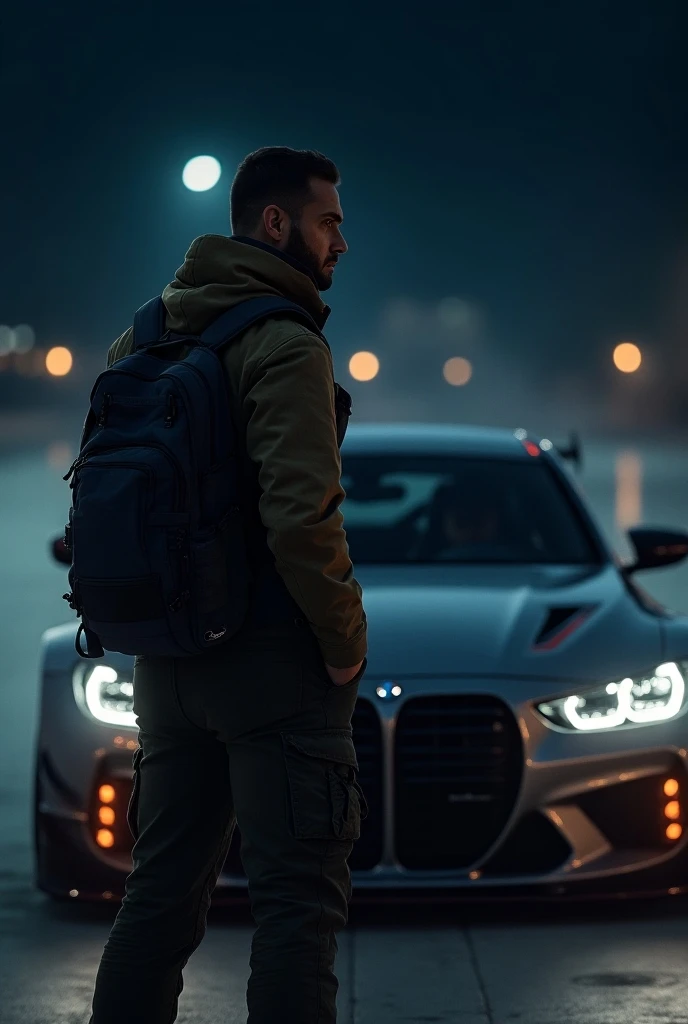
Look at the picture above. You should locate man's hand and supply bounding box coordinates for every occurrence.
[326,660,364,686]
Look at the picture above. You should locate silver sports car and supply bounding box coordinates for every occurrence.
[36,424,688,902]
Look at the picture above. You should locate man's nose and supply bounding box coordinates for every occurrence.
[333,229,348,255]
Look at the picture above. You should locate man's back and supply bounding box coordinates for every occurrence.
[108,232,366,670]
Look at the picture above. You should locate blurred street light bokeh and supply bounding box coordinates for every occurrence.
[45,347,73,377]
[349,351,380,382]
[182,156,222,192]
[443,357,473,386]
[613,342,642,374]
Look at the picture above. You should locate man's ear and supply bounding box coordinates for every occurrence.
[262,204,290,246]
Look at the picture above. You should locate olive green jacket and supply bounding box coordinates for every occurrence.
[108,234,367,669]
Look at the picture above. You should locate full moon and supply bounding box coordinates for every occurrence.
[182,155,222,192]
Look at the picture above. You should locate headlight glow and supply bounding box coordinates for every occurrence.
[73,665,137,728]
[538,662,687,732]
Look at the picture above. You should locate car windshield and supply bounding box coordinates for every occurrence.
[341,455,600,565]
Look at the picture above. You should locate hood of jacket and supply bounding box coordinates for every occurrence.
[161,234,330,336]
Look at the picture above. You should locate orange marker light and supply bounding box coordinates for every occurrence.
[664,779,679,798]
[98,806,116,826]
[666,823,683,840]
[665,801,681,820]
[96,829,115,848]
[99,784,116,804]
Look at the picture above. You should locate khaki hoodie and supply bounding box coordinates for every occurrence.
[108,234,367,669]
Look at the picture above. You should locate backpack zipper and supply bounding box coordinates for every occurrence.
[170,360,216,460]
[168,361,217,463]
[88,361,218,462]
[64,443,187,511]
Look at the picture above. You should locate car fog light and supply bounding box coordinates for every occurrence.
[74,665,136,728]
[665,801,681,820]
[96,828,115,849]
[99,806,116,826]
[537,663,688,732]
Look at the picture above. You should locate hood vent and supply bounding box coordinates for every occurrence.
[533,605,595,651]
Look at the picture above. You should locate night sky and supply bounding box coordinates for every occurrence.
[2,1,687,429]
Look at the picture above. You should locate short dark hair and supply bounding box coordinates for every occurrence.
[230,147,340,234]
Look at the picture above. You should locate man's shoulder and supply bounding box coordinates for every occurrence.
[106,312,328,374]
[222,314,333,402]
[250,315,330,365]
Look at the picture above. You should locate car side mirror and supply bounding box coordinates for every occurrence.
[51,534,72,566]
[626,527,688,574]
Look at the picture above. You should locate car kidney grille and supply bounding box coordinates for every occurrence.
[394,695,523,870]
[221,698,383,878]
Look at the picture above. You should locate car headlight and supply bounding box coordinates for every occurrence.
[73,665,137,728]
[537,662,688,732]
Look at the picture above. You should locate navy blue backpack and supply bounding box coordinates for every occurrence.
[62,295,321,659]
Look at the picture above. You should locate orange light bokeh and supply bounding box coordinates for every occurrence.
[96,829,115,848]
[443,357,473,386]
[613,342,642,374]
[664,779,680,798]
[98,784,116,804]
[98,806,116,826]
[349,351,380,382]
[665,801,681,820]
[666,823,683,840]
[45,346,73,376]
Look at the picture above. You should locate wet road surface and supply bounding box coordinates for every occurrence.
[2,430,688,1023]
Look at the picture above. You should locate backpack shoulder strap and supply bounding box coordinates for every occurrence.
[133,297,167,350]
[199,297,321,350]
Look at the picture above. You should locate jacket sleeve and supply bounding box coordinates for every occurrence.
[243,329,367,668]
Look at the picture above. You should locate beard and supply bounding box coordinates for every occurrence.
[283,222,335,291]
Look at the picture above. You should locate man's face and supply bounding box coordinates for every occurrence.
[282,178,348,291]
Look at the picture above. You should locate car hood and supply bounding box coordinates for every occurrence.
[355,563,665,683]
[44,563,668,688]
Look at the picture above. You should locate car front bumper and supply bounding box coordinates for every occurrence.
[36,671,688,901]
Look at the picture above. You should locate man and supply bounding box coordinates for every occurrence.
[89,148,367,1024]
[437,485,503,558]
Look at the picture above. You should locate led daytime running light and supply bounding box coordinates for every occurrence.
[541,662,686,732]
[74,665,137,728]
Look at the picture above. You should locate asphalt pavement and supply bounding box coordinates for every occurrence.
[3,424,688,1023]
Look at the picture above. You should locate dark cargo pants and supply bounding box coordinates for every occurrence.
[89,621,366,1024]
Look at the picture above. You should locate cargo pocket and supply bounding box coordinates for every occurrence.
[282,730,368,841]
[126,746,143,841]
